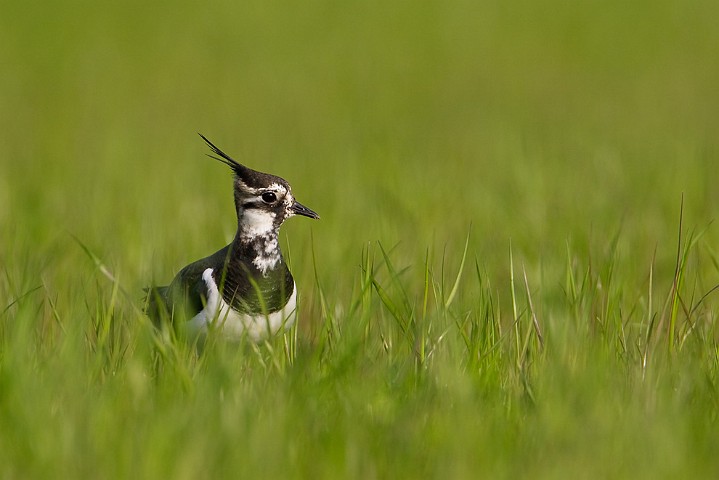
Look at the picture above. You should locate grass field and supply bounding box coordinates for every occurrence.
[2,0,719,478]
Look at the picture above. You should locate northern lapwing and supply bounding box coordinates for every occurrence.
[145,134,319,341]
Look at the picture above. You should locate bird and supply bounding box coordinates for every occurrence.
[145,134,319,341]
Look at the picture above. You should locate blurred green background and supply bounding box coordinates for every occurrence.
[2,0,719,477]
[3,0,718,284]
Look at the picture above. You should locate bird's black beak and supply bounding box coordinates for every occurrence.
[291,201,320,220]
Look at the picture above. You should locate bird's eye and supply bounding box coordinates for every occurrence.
[261,191,277,204]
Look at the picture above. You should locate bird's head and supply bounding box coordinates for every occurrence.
[199,134,319,240]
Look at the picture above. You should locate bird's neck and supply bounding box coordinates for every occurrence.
[220,227,292,314]
[231,211,284,276]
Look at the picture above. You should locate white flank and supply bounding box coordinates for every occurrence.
[188,268,297,341]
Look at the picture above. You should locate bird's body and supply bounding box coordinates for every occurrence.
[146,135,319,341]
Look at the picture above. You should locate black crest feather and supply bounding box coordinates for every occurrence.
[198,133,291,191]
[198,133,249,177]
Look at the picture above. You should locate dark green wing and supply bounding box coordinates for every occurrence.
[145,245,232,324]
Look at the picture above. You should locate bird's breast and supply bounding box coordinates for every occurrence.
[187,268,297,341]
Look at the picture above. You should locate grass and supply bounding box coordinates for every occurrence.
[2,0,719,478]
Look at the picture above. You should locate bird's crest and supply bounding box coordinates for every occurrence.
[198,133,253,178]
